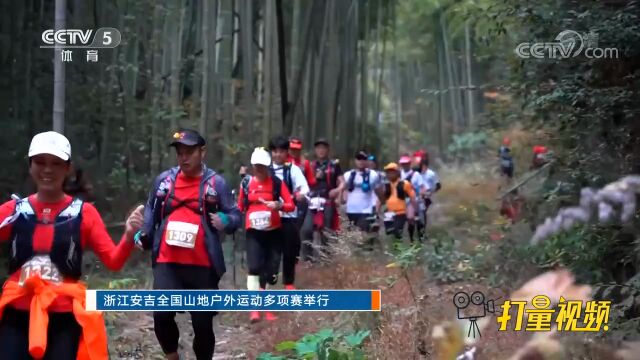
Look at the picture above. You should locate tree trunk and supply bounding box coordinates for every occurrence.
[262,0,275,144]
[439,11,460,133]
[169,0,187,130]
[358,0,369,149]
[191,0,203,124]
[289,0,301,101]
[275,0,288,131]
[286,0,320,136]
[220,0,233,174]
[437,32,448,156]
[392,4,401,156]
[256,6,264,106]
[200,0,211,137]
[374,8,387,130]
[150,0,164,178]
[313,0,331,139]
[240,0,255,139]
[374,0,386,124]
[53,0,66,133]
[465,19,475,128]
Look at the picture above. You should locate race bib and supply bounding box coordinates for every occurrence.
[165,221,199,248]
[249,211,272,230]
[19,255,62,287]
[384,212,395,222]
[309,197,326,210]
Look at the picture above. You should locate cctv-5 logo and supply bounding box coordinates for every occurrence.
[41,27,121,48]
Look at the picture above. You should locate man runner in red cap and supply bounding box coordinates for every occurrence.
[288,137,316,187]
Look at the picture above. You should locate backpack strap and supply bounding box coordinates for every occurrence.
[159,171,178,221]
[397,180,406,200]
[384,182,391,200]
[404,170,414,181]
[347,170,357,192]
[272,176,282,202]
[202,175,217,214]
[241,176,251,210]
[283,163,293,193]
[0,197,34,229]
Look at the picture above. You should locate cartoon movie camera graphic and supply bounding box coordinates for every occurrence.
[453,291,498,338]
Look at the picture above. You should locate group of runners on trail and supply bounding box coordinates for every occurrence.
[0,129,441,359]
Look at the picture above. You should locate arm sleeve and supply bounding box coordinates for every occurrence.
[0,200,17,242]
[215,175,242,234]
[292,165,309,195]
[139,173,166,249]
[405,182,416,201]
[304,161,316,187]
[82,203,134,271]
[279,181,296,213]
[237,183,245,212]
[414,173,426,191]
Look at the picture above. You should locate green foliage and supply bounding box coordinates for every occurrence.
[107,278,139,289]
[504,0,640,187]
[385,242,422,270]
[446,131,489,162]
[529,224,634,284]
[258,328,370,360]
[423,236,474,284]
[408,227,485,284]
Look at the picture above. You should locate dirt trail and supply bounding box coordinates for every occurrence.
[107,166,529,359]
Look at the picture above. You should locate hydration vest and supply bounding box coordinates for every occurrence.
[270,163,294,194]
[312,159,338,190]
[6,197,84,279]
[153,169,220,222]
[404,170,421,195]
[347,169,371,192]
[240,175,283,211]
[146,166,228,277]
[384,180,407,200]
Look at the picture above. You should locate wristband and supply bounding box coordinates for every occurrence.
[217,212,230,227]
[133,230,143,245]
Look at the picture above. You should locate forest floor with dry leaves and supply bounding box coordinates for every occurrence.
[92,161,610,359]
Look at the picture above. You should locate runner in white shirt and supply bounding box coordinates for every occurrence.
[343,151,381,248]
[419,157,441,237]
[268,135,309,290]
[399,155,427,242]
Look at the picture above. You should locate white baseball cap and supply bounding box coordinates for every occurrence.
[250,147,271,166]
[28,131,71,161]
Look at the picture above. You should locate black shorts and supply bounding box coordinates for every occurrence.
[347,213,375,232]
[384,214,407,239]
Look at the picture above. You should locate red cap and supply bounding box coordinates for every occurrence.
[533,145,547,154]
[289,138,303,150]
[503,137,511,146]
[413,149,426,158]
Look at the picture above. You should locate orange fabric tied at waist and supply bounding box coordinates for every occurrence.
[0,277,108,360]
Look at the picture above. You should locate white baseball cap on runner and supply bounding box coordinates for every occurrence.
[250,147,271,166]
[28,131,72,161]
